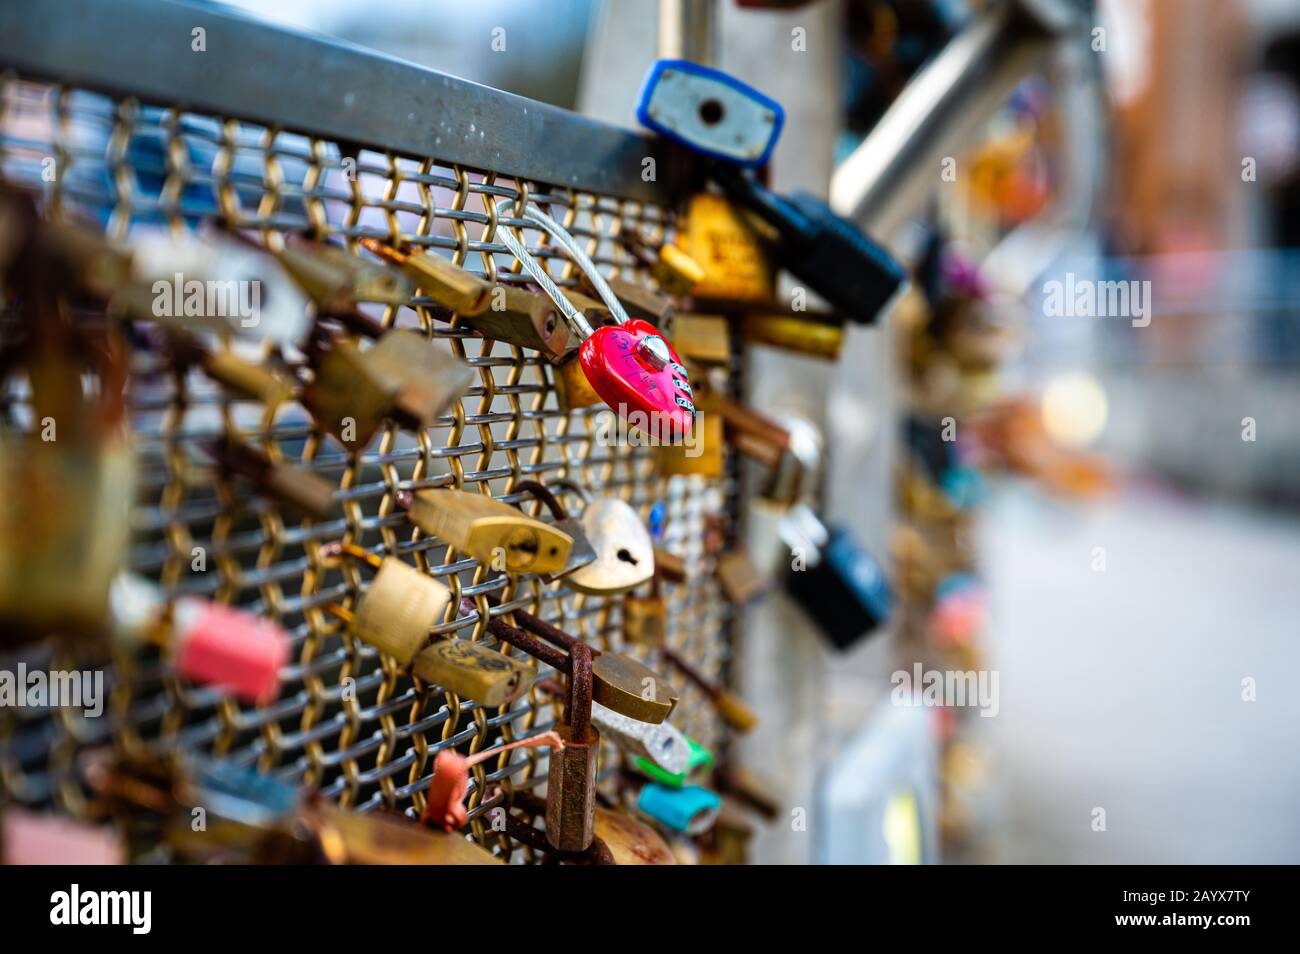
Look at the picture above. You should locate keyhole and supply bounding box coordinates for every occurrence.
[616,548,639,565]
[698,99,724,126]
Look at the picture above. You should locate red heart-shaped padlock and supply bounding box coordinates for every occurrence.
[579,318,695,442]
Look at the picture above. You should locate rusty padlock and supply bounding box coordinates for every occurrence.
[546,641,599,852]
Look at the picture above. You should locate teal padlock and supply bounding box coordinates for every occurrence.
[637,783,721,835]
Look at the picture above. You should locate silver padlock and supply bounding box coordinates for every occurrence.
[552,479,654,595]
[591,702,691,776]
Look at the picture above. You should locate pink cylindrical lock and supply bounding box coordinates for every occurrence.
[173,599,290,704]
[2,808,124,865]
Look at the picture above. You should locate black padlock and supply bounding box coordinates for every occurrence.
[711,164,905,324]
[781,504,892,650]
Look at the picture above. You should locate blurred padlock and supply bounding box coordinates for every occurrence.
[210,437,335,520]
[546,643,599,852]
[401,487,573,576]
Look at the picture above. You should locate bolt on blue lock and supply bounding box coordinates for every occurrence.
[636,59,784,168]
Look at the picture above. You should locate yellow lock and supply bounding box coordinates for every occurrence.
[404,488,573,576]
[411,638,535,707]
[677,193,774,302]
[666,314,731,366]
[655,403,723,478]
[552,354,604,411]
[350,557,451,663]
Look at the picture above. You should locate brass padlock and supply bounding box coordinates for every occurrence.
[557,485,655,595]
[593,806,676,865]
[715,548,769,606]
[618,227,705,299]
[655,404,724,478]
[665,314,730,366]
[457,283,577,362]
[305,329,473,447]
[212,438,335,520]
[402,488,573,576]
[482,598,679,725]
[411,637,535,708]
[546,642,598,852]
[275,237,415,311]
[326,545,451,663]
[305,801,502,865]
[742,312,844,360]
[676,192,773,302]
[622,577,667,648]
[360,238,492,314]
[514,480,597,581]
[553,352,604,411]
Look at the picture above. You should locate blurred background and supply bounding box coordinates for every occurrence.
[40,0,1300,862]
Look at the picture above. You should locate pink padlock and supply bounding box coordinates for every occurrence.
[173,599,290,704]
[2,808,124,865]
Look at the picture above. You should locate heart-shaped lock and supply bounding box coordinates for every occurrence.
[579,319,695,441]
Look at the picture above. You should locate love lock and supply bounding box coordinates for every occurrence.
[550,478,654,596]
[495,200,695,442]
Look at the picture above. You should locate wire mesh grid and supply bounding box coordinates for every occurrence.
[0,73,735,862]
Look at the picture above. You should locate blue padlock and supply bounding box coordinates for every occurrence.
[636,59,784,167]
[637,783,722,835]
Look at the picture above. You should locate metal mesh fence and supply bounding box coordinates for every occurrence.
[0,68,734,863]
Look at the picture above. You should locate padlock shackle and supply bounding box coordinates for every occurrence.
[513,479,568,522]
[494,199,631,340]
[463,597,570,672]
[567,642,594,743]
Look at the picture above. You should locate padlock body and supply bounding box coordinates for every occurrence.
[173,600,290,704]
[412,638,535,707]
[540,516,598,581]
[553,352,604,411]
[593,807,676,865]
[622,593,667,647]
[784,522,892,650]
[545,723,599,852]
[408,489,573,576]
[578,319,694,442]
[0,438,133,643]
[353,559,450,662]
[562,497,655,595]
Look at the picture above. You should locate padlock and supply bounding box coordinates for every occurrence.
[546,641,599,852]
[423,731,562,832]
[163,757,307,862]
[662,647,758,734]
[411,637,535,708]
[0,302,132,642]
[714,548,769,606]
[590,701,690,775]
[480,597,679,724]
[401,488,573,576]
[513,480,597,581]
[306,800,502,865]
[593,806,676,865]
[275,236,415,311]
[675,192,774,302]
[665,314,731,366]
[1,808,125,865]
[555,484,656,595]
[654,384,723,478]
[632,734,713,788]
[741,312,844,360]
[636,783,721,835]
[617,227,706,299]
[110,581,291,705]
[162,326,296,406]
[210,437,335,520]
[304,329,473,447]
[322,542,450,663]
[495,200,695,440]
[711,163,905,324]
[362,239,578,360]
[782,503,892,650]
[622,577,667,648]
[637,59,784,167]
